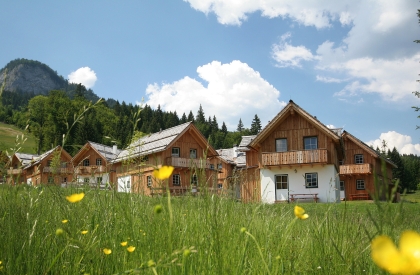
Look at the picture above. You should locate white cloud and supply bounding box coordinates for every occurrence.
[316,75,343,83]
[271,33,319,68]
[366,131,420,156]
[68,67,97,89]
[145,60,286,130]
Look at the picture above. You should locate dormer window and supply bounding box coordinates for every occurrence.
[172,147,180,157]
[355,154,364,164]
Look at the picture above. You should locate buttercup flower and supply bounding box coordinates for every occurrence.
[81,230,88,235]
[371,230,420,275]
[62,219,68,224]
[56,228,64,236]
[66,193,85,203]
[120,241,128,246]
[294,206,309,220]
[103,248,112,255]
[127,246,136,252]
[152,166,174,180]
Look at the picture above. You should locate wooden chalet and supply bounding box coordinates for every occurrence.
[112,122,219,195]
[339,131,397,201]
[6,152,39,184]
[246,100,344,203]
[23,146,73,186]
[71,141,121,189]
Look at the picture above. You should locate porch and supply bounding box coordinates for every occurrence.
[262,149,329,166]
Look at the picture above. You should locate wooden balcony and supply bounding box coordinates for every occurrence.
[74,165,107,174]
[340,164,372,175]
[262,149,329,166]
[166,157,212,169]
[7,168,23,175]
[42,167,73,174]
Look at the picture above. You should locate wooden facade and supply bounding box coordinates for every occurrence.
[339,131,396,200]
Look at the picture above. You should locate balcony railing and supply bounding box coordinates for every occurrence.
[262,149,329,166]
[166,157,212,169]
[43,167,73,174]
[74,165,107,174]
[7,168,23,175]
[340,163,372,175]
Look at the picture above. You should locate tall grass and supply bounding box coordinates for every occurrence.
[0,184,418,274]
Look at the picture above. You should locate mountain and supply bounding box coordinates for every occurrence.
[0,58,101,103]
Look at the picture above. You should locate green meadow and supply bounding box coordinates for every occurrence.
[0,184,418,274]
[0,122,37,154]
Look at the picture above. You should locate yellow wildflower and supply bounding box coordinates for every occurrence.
[62,219,68,224]
[294,205,309,220]
[127,246,136,252]
[120,241,128,246]
[81,230,88,235]
[371,230,420,275]
[152,166,174,180]
[56,228,64,236]
[66,193,85,203]
[103,248,112,255]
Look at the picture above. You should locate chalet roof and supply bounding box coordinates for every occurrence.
[249,100,340,148]
[14,152,39,166]
[216,147,246,168]
[24,146,72,168]
[89,141,122,162]
[342,131,397,168]
[238,135,256,151]
[113,122,217,163]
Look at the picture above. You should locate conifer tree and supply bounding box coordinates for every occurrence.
[180,112,187,123]
[237,118,244,132]
[250,114,262,134]
[187,111,194,122]
[196,104,206,124]
[221,122,228,134]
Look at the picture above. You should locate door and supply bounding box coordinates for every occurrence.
[275,174,289,201]
[117,175,131,193]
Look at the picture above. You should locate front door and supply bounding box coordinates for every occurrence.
[275,174,289,201]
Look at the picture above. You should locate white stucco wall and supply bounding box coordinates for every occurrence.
[260,164,340,203]
[77,173,110,185]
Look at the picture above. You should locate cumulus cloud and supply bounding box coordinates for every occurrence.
[271,33,319,68]
[145,60,286,130]
[366,131,420,156]
[68,67,97,88]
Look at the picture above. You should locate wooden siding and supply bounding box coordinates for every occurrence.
[262,149,328,166]
[217,160,234,187]
[240,167,261,202]
[166,157,212,169]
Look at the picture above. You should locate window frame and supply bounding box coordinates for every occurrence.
[191,174,198,185]
[339,180,345,191]
[275,138,288,152]
[173,174,181,186]
[97,177,103,184]
[96,158,102,166]
[147,175,152,187]
[356,179,365,190]
[355,154,364,164]
[304,136,318,150]
[275,174,288,190]
[305,172,318,188]
[83,159,90,167]
[172,147,180,157]
[190,149,197,159]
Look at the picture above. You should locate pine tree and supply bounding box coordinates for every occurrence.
[196,104,206,124]
[187,111,194,122]
[237,118,244,132]
[221,122,228,134]
[180,112,187,123]
[250,114,262,134]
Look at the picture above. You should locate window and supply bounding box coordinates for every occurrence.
[217,184,223,189]
[173,174,181,186]
[217,163,222,170]
[304,137,318,150]
[172,147,180,157]
[147,176,152,187]
[305,173,318,188]
[339,160,344,165]
[126,180,131,189]
[191,174,198,185]
[61,162,67,168]
[356,179,365,190]
[190,149,197,159]
[275,175,288,189]
[62,177,67,183]
[97,177,103,184]
[142,155,149,162]
[83,159,90,166]
[340,181,345,191]
[84,178,90,183]
[275,138,287,152]
[355,154,364,164]
[48,176,54,184]
[47,160,52,167]
[210,164,214,170]
[96,158,102,166]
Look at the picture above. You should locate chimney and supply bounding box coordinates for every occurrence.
[113,144,117,155]
[233,144,238,158]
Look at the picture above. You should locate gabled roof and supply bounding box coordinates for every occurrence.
[14,152,39,166]
[342,131,397,168]
[238,135,256,151]
[249,100,340,148]
[24,146,72,168]
[72,141,121,164]
[217,147,246,167]
[113,122,218,163]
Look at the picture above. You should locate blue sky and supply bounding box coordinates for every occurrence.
[1,1,420,154]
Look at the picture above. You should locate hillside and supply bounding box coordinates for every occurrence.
[0,122,37,154]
